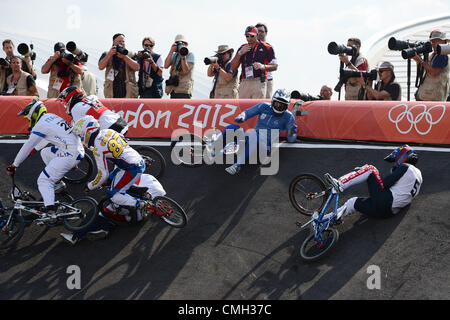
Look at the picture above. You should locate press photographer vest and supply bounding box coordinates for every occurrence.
[6,70,33,96]
[0,68,5,92]
[138,53,163,96]
[81,70,97,96]
[103,51,138,98]
[166,52,194,95]
[47,60,82,98]
[345,54,368,100]
[417,53,450,101]
[214,61,239,99]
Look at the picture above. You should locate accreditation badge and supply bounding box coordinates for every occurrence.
[245,66,254,79]
[52,77,64,90]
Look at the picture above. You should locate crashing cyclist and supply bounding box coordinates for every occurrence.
[324,145,423,221]
[211,89,298,175]
[6,97,85,214]
[57,86,128,135]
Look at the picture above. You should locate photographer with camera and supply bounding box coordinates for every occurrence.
[98,33,139,98]
[206,45,238,99]
[412,30,449,101]
[164,34,195,99]
[2,40,37,80]
[357,61,401,101]
[136,37,163,99]
[4,56,39,96]
[230,26,277,99]
[291,85,333,101]
[41,42,83,98]
[334,38,368,100]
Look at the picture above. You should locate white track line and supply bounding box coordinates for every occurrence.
[1,139,449,152]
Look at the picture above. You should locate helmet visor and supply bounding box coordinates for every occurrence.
[272,100,288,113]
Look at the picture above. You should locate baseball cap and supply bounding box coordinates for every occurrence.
[378,61,394,71]
[245,26,258,35]
[429,30,447,41]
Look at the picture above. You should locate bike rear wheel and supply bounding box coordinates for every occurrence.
[134,146,166,179]
[0,211,25,250]
[300,228,339,262]
[62,153,94,184]
[153,196,187,228]
[62,197,98,232]
[170,134,205,167]
[289,174,329,216]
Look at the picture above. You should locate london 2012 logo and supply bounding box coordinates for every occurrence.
[388,104,446,135]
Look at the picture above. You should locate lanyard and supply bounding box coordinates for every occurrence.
[244,42,261,66]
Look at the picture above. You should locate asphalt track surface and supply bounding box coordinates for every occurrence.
[0,141,449,300]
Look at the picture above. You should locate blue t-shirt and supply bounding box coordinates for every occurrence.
[171,52,195,65]
[244,102,297,144]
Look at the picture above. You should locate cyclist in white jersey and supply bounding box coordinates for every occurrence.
[325,145,423,220]
[6,97,85,213]
[57,86,128,135]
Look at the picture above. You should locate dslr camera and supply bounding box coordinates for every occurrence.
[204,54,223,66]
[388,37,433,59]
[328,42,357,56]
[54,42,75,63]
[115,44,129,56]
[165,75,179,87]
[291,90,325,101]
[340,68,378,81]
[18,43,36,61]
[66,41,88,63]
[137,49,151,60]
[0,58,9,68]
[175,41,189,57]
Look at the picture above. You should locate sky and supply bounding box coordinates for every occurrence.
[1,0,449,99]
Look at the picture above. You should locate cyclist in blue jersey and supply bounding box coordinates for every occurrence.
[217,89,298,175]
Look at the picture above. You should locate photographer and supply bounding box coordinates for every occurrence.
[98,33,139,98]
[164,34,195,99]
[338,38,369,100]
[4,56,39,96]
[291,85,333,101]
[137,37,163,99]
[41,42,83,98]
[206,45,238,99]
[412,30,449,101]
[357,61,401,101]
[2,40,37,80]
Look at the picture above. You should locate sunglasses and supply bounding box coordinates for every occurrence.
[378,69,390,74]
[245,34,256,38]
[144,44,154,48]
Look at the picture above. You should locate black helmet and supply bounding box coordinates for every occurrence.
[57,86,85,115]
[17,97,47,130]
[384,145,418,166]
[271,89,291,114]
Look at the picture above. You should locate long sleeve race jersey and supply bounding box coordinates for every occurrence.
[383,163,423,210]
[71,95,121,130]
[13,113,84,167]
[243,102,297,145]
[88,128,143,190]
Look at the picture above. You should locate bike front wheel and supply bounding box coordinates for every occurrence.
[153,196,187,228]
[300,228,339,262]
[0,211,25,250]
[134,146,166,179]
[62,197,98,232]
[62,153,94,184]
[289,174,329,216]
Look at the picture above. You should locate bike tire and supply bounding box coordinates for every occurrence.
[62,197,98,232]
[153,196,187,228]
[62,153,94,184]
[300,228,339,262]
[134,146,166,179]
[170,134,205,168]
[289,174,329,216]
[0,211,25,250]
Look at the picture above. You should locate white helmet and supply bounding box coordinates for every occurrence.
[73,115,100,147]
[271,89,291,114]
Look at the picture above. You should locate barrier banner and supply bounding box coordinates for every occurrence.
[1,97,450,145]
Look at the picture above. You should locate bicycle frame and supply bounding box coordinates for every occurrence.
[302,187,340,246]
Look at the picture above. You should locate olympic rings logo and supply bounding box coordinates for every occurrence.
[388,104,446,135]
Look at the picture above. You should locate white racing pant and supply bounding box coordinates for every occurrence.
[39,146,82,207]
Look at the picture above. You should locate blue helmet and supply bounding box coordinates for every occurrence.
[384,145,418,166]
[271,89,291,114]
